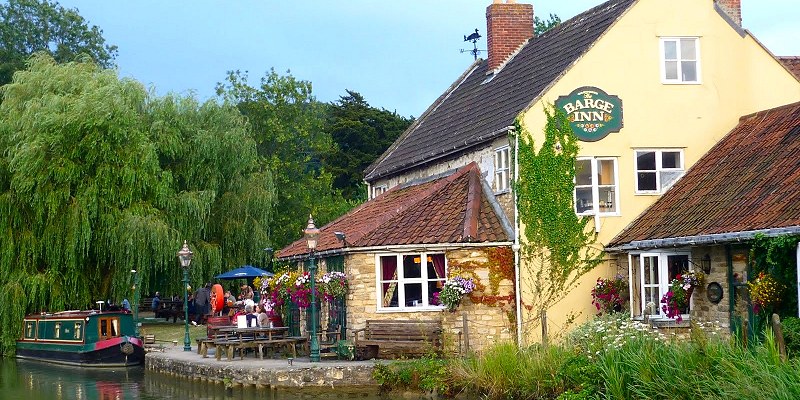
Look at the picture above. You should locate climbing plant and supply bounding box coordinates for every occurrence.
[515,105,604,339]
[749,234,799,318]
[447,247,516,322]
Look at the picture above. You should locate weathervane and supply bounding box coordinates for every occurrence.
[461,28,485,60]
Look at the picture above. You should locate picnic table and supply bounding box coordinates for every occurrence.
[211,326,298,361]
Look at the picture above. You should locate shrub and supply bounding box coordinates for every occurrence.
[783,317,800,358]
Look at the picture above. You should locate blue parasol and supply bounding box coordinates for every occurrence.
[214,265,273,280]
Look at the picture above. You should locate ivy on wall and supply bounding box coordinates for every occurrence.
[447,247,516,321]
[514,105,604,335]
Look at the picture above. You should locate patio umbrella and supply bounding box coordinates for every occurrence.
[214,265,273,280]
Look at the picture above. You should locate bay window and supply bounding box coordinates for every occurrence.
[377,253,446,311]
[637,252,690,317]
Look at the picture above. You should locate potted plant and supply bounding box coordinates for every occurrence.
[436,276,476,312]
[749,271,782,314]
[660,271,705,322]
[591,275,628,315]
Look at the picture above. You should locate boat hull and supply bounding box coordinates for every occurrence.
[16,336,144,367]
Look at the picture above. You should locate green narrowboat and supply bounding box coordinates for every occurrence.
[16,310,144,367]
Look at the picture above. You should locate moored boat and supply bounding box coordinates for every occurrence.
[16,310,144,367]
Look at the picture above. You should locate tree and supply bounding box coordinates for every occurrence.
[515,105,603,342]
[0,0,117,86]
[0,55,274,355]
[534,13,561,35]
[216,70,354,249]
[324,90,413,201]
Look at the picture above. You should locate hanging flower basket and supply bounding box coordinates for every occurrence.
[437,276,476,312]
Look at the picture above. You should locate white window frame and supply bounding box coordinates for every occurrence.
[634,149,685,194]
[375,252,447,312]
[660,37,701,84]
[574,157,620,217]
[372,185,388,199]
[637,251,693,318]
[494,146,510,193]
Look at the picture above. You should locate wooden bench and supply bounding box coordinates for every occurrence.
[197,316,233,356]
[352,319,442,359]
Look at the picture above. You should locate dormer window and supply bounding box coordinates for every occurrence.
[372,185,387,199]
[660,37,700,84]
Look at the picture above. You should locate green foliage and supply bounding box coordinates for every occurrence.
[0,55,274,355]
[534,13,562,35]
[783,317,800,359]
[515,105,603,335]
[372,357,450,395]
[0,0,117,86]
[216,69,355,248]
[749,234,799,318]
[323,90,413,201]
[453,315,800,399]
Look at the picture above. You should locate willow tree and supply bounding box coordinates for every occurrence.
[0,54,274,354]
[515,105,604,341]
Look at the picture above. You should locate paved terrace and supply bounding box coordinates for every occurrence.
[145,345,379,389]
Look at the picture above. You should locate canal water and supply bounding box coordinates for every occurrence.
[0,358,385,400]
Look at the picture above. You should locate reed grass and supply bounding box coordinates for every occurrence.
[449,315,800,400]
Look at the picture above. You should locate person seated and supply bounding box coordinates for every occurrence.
[244,304,258,327]
[255,304,269,328]
[240,284,254,302]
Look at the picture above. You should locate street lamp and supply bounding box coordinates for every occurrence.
[177,240,193,352]
[131,269,141,338]
[304,215,320,362]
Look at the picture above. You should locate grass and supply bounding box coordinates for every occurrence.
[445,315,800,400]
[137,319,209,345]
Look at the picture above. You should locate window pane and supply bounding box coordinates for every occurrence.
[597,160,615,185]
[575,160,591,185]
[681,61,697,81]
[680,39,696,60]
[665,61,678,80]
[382,284,398,307]
[403,255,422,278]
[661,151,681,169]
[404,283,423,306]
[638,172,657,191]
[598,187,616,213]
[660,170,682,189]
[644,288,660,314]
[667,255,688,280]
[664,40,677,59]
[575,187,593,213]
[636,151,656,170]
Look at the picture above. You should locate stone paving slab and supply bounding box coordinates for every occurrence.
[146,345,379,389]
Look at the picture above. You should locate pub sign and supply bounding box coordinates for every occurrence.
[555,86,623,142]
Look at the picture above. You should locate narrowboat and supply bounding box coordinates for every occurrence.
[16,310,144,367]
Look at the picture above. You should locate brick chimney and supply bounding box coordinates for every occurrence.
[716,0,741,26]
[486,0,534,71]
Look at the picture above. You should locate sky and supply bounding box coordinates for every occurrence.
[56,0,800,118]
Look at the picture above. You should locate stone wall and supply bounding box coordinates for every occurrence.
[343,248,515,354]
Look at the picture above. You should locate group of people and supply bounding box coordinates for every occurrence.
[187,282,274,327]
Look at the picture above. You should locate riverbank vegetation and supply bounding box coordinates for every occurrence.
[375,315,800,399]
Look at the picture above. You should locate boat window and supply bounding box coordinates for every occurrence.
[111,319,119,336]
[54,323,61,339]
[74,322,82,340]
[25,321,35,339]
[98,317,121,340]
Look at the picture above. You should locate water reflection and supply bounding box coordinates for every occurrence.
[1,358,384,400]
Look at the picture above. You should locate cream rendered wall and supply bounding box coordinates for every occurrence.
[516,0,800,342]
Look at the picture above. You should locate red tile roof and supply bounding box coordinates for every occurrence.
[608,101,800,249]
[778,57,800,80]
[277,163,513,259]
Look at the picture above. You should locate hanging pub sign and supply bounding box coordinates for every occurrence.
[555,86,623,142]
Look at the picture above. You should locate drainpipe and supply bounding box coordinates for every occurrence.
[727,244,734,333]
[513,129,523,347]
[627,253,634,318]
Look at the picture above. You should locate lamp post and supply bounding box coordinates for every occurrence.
[131,269,141,338]
[304,215,321,362]
[177,240,193,352]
